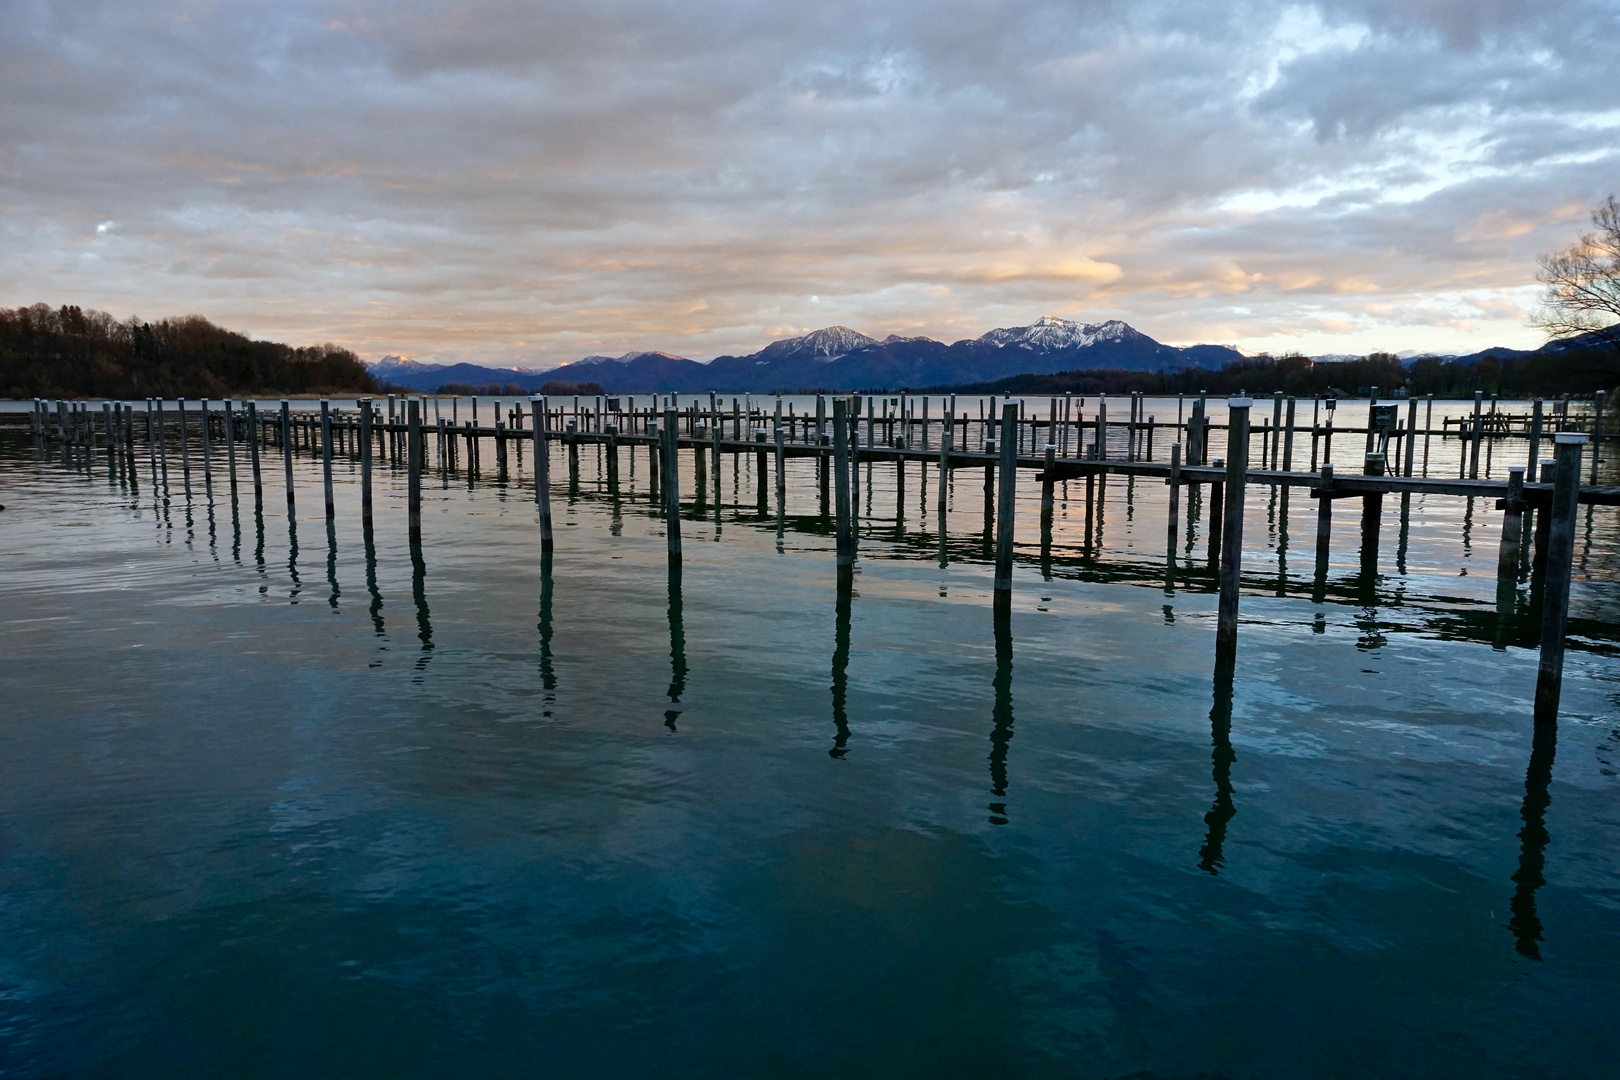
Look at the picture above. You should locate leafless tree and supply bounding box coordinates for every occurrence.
[1532,194,1620,354]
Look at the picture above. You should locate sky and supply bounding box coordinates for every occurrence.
[3,0,1618,369]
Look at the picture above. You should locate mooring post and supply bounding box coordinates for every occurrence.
[1207,460,1224,567]
[663,407,682,556]
[1314,463,1334,578]
[531,397,554,550]
[938,409,953,513]
[1041,443,1056,536]
[1469,390,1484,479]
[247,401,262,502]
[993,403,1018,617]
[178,397,193,497]
[407,399,423,544]
[224,399,238,495]
[1527,399,1544,482]
[1361,451,1386,576]
[280,399,294,511]
[1592,390,1605,483]
[833,398,854,580]
[199,398,214,489]
[774,397,786,509]
[1283,397,1297,474]
[1215,397,1253,664]
[1403,398,1418,477]
[1271,392,1284,469]
[1166,442,1182,553]
[359,397,373,529]
[320,399,335,520]
[1497,466,1526,598]
[1533,434,1587,726]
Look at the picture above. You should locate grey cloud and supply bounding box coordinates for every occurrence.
[2,0,1617,366]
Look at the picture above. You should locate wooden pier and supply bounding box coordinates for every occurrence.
[17,388,1619,727]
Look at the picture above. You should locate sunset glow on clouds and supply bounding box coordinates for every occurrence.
[3,0,1618,367]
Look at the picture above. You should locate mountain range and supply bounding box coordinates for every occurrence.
[367,316,1611,395]
[370,317,1244,393]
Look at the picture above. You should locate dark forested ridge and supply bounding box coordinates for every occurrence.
[1,304,380,398]
[939,343,1620,399]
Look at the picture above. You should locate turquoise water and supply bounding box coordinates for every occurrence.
[2,417,1618,1077]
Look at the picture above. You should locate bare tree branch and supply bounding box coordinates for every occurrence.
[1532,194,1620,354]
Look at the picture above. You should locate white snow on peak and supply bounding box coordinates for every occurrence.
[759,325,879,362]
[370,354,443,371]
[976,316,1137,351]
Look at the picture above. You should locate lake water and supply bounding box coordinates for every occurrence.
[2,399,1617,1077]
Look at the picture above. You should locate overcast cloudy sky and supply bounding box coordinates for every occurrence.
[3,0,1617,368]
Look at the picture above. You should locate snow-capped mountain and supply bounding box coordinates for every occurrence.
[754,326,879,363]
[974,316,1141,352]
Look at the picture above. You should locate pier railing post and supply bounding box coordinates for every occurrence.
[993,403,1018,617]
[1215,397,1252,664]
[1533,434,1586,726]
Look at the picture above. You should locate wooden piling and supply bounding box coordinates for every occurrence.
[1361,452,1386,575]
[1166,442,1182,553]
[320,400,335,519]
[1215,397,1252,664]
[1593,390,1606,483]
[834,398,854,578]
[1041,444,1056,533]
[1527,400,1544,482]
[359,398,374,528]
[247,401,262,501]
[1469,390,1484,479]
[663,407,682,556]
[224,400,238,495]
[1533,434,1586,725]
[178,397,193,497]
[531,397,554,550]
[280,399,294,511]
[993,403,1018,616]
[1315,463,1333,577]
[407,399,423,543]
[1496,466,1525,593]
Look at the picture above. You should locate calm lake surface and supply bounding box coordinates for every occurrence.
[2,399,1618,1078]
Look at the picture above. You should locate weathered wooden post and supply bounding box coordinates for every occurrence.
[1533,434,1586,726]
[993,403,1018,618]
[1469,390,1484,479]
[1166,442,1182,554]
[1283,397,1297,473]
[224,400,238,495]
[1315,463,1334,578]
[1041,443,1056,536]
[531,397,554,550]
[662,407,683,556]
[833,398,854,582]
[279,399,295,511]
[1215,397,1252,664]
[199,398,214,490]
[247,401,262,502]
[1527,399,1544,482]
[405,399,423,543]
[938,408,953,513]
[359,398,374,529]
[178,397,194,497]
[1271,391,1284,469]
[1496,466,1526,605]
[1591,390,1605,483]
[320,399,335,520]
[1361,451,1386,575]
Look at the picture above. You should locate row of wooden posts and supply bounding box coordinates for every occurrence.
[25,389,1613,726]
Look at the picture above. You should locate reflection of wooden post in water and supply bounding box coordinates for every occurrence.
[1534,435,1585,726]
[830,573,852,758]
[988,614,1014,825]
[1199,657,1237,873]
[993,404,1018,618]
[1215,396,1252,665]
[1509,723,1556,960]
[665,558,686,730]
